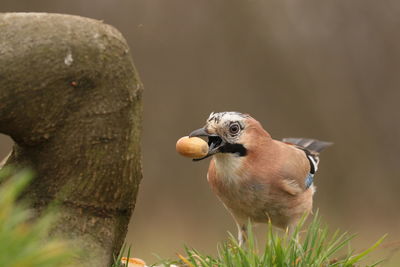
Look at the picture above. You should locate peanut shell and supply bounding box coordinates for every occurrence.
[176,136,209,159]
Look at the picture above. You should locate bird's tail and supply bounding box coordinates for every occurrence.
[282,138,332,153]
[282,138,333,174]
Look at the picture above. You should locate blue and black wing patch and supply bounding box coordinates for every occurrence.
[305,173,314,189]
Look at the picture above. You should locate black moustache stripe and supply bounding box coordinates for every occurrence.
[220,143,247,156]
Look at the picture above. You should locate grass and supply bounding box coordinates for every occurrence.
[155,212,386,267]
[0,167,77,267]
[5,166,385,267]
[112,244,132,267]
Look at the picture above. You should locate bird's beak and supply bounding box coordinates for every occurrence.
[189,128,209,138]
[189,128,225,161]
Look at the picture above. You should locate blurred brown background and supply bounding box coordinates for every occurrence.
[1,0,399,264]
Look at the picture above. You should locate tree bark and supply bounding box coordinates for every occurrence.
[0,13,143,266]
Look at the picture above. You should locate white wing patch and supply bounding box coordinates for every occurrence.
[306,154,319,172]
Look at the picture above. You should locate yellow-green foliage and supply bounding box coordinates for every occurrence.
[0,167,77,267]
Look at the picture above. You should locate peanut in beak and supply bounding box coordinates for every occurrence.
[176,136,209,159]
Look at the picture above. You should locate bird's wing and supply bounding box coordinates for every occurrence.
[282,138,332,174]
[265,140,311,195]
[272,137,331,195]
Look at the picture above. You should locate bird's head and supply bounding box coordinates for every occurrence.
[189,111,270,161]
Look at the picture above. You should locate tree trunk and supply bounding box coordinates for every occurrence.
[0,13,143,266]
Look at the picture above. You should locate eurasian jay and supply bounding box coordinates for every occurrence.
[189,112,332,245]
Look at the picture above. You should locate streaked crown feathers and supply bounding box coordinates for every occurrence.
[207,111,249,125]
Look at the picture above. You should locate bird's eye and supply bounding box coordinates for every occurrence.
[229,123,240,135]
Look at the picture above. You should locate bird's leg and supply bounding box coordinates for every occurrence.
[237,223,248,247]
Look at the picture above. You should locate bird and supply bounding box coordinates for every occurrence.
[189,111,332,245]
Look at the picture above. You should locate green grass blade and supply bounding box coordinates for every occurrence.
[345,234,387,266]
